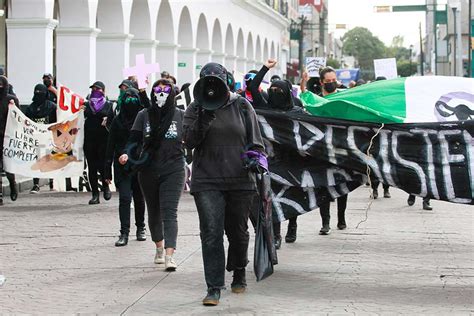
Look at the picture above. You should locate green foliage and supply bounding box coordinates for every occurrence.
[326,58,341,69]
[342,27,386,79]
[397,60,417,77]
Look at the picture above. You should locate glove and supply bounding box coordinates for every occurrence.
[201,108,216,123]
[241,150,268,173]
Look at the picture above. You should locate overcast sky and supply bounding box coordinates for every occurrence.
[327,0,437,49]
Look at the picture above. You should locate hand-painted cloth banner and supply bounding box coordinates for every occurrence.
[57,85,85,122]
[257,109,474,220]
[3,104,85,178]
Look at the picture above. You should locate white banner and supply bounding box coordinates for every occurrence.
[3,104,85,178]
[306,57,326,77]
[57,85,85,122]
[374,58,398,80]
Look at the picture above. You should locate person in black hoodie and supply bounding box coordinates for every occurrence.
[24,84,57,194]
[248,59,306,248]
[183,63,266,306]
[119,79,185,271]
[0,75,19,204]
[84,81,112,205]
[105,88,146,247]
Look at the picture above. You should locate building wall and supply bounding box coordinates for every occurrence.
[5,0,290,103]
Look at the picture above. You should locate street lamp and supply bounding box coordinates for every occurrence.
[409,44,414,74]
[450,0,461,76]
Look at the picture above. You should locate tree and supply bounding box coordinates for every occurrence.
[397,60,417,77]
[326,58,341,69]
[342,27,386,79]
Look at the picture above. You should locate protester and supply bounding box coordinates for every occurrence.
[106,79,134,129]
[119,78,185,271]
[0,75,19,204]
[84,81,112,204]
[42,73,57,103]
[0,68,16,96]
[24,83,56,193]
[270,74,281,82]
[249,59,308,248]
[301,68,348,235]
[161,71,170,79]
[183,62,265,306]
[306,76,322,96]
[105,87,146,247]
[240,70,269,106]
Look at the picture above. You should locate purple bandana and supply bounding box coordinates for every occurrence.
[89,90,106,113]
[241,150,268,171]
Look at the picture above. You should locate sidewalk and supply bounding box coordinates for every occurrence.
[0,186,472,314]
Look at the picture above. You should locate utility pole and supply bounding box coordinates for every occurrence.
[419,22,424,76]
[298,15,306,78]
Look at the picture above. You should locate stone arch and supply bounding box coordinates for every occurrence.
[178,6,192,47]
[256,36,262,63]
[246,32,254,61]
[10,0,55,19]
[130,0,152,39]
[196,13,209,50]
[156,0,174,43]
[97,0,132,34]
[57,0,97,27]
[236,28,245,58]
[270,41,276,59]
[211,18,223,53]
[224,24,234,56]
[263,38,269,61]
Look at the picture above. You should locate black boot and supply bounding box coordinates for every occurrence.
[274,234,282,250]
[202,288,221,306]
[89,192,100,205]
[383,188,391,198]
[423,199,433,210]
[372,189,378,199]
[103,185,112,201]
[10,183,18,201]
[319,217,331,235]
[231,268,247,293]
[407,195,415,206]
[115,234,128,247]
[136,227,147,241]
[337,210,346,230]
[285,218,297,243]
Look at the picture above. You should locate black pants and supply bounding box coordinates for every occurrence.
[320,194,348,225]
[116,172,145,235]
[371,180,389,191]
[273,216,297,237]
[84,144,107,193]
[139,167,185,249]
[194,190,256,290]
[33,178,53,187]
[0,172,15,200]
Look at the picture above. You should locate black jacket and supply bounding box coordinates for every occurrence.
[0,76,19,155]
[84,100,112,146]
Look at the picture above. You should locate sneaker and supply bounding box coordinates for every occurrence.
[202,288,220,306]
[165,255,177,271]
[407,195,415,206]
[319,224,331,235]
[154,247,165,264]
[115,234,128,247]
[372,189,378,199]
[30,185,40,194]
[423,200,433,211]
[383,189,391,198]
[231,268,247,293]
[337,222,347,230]
[136,228,147,241]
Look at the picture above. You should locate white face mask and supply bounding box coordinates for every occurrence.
[155,92,169,108]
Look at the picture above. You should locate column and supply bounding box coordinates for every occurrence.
[211,52,226,66]
[246,59,257,72]
[236,57,247,74]
[130,39,158,87]
[96,33,133,100]
[195,49,213,78]
[156,42,178,80]
[56,27,100,97]
[225,55,237,73]
[177,47,197,86]
[6,18,58,104]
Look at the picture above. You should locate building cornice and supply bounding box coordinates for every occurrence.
[6,18,58,30]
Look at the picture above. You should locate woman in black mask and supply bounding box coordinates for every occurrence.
[0,75,19,203]
[84,81,113,205]
[248,59,307,248]
[104,88,146,247]
[119,79,185,271]
[24,83,57,194]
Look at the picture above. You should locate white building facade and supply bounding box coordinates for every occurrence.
[3,0,291,103]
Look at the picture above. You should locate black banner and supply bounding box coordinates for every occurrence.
[256,109,474,221]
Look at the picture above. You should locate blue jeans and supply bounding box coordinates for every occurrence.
[194,190,256,290]
[115,172,145,235]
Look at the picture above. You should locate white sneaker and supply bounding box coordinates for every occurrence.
[154,247,165,264]
[165,255,177,271]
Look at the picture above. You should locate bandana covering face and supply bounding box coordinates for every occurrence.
[153,85,171,108]
[89,90,106,113]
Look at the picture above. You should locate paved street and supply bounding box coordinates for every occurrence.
[0,186,473,315]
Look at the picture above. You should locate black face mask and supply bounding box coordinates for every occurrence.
[268,91,289,109]
[33,91,47,103]
[323,82,337,93]
[43,79,52,87]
